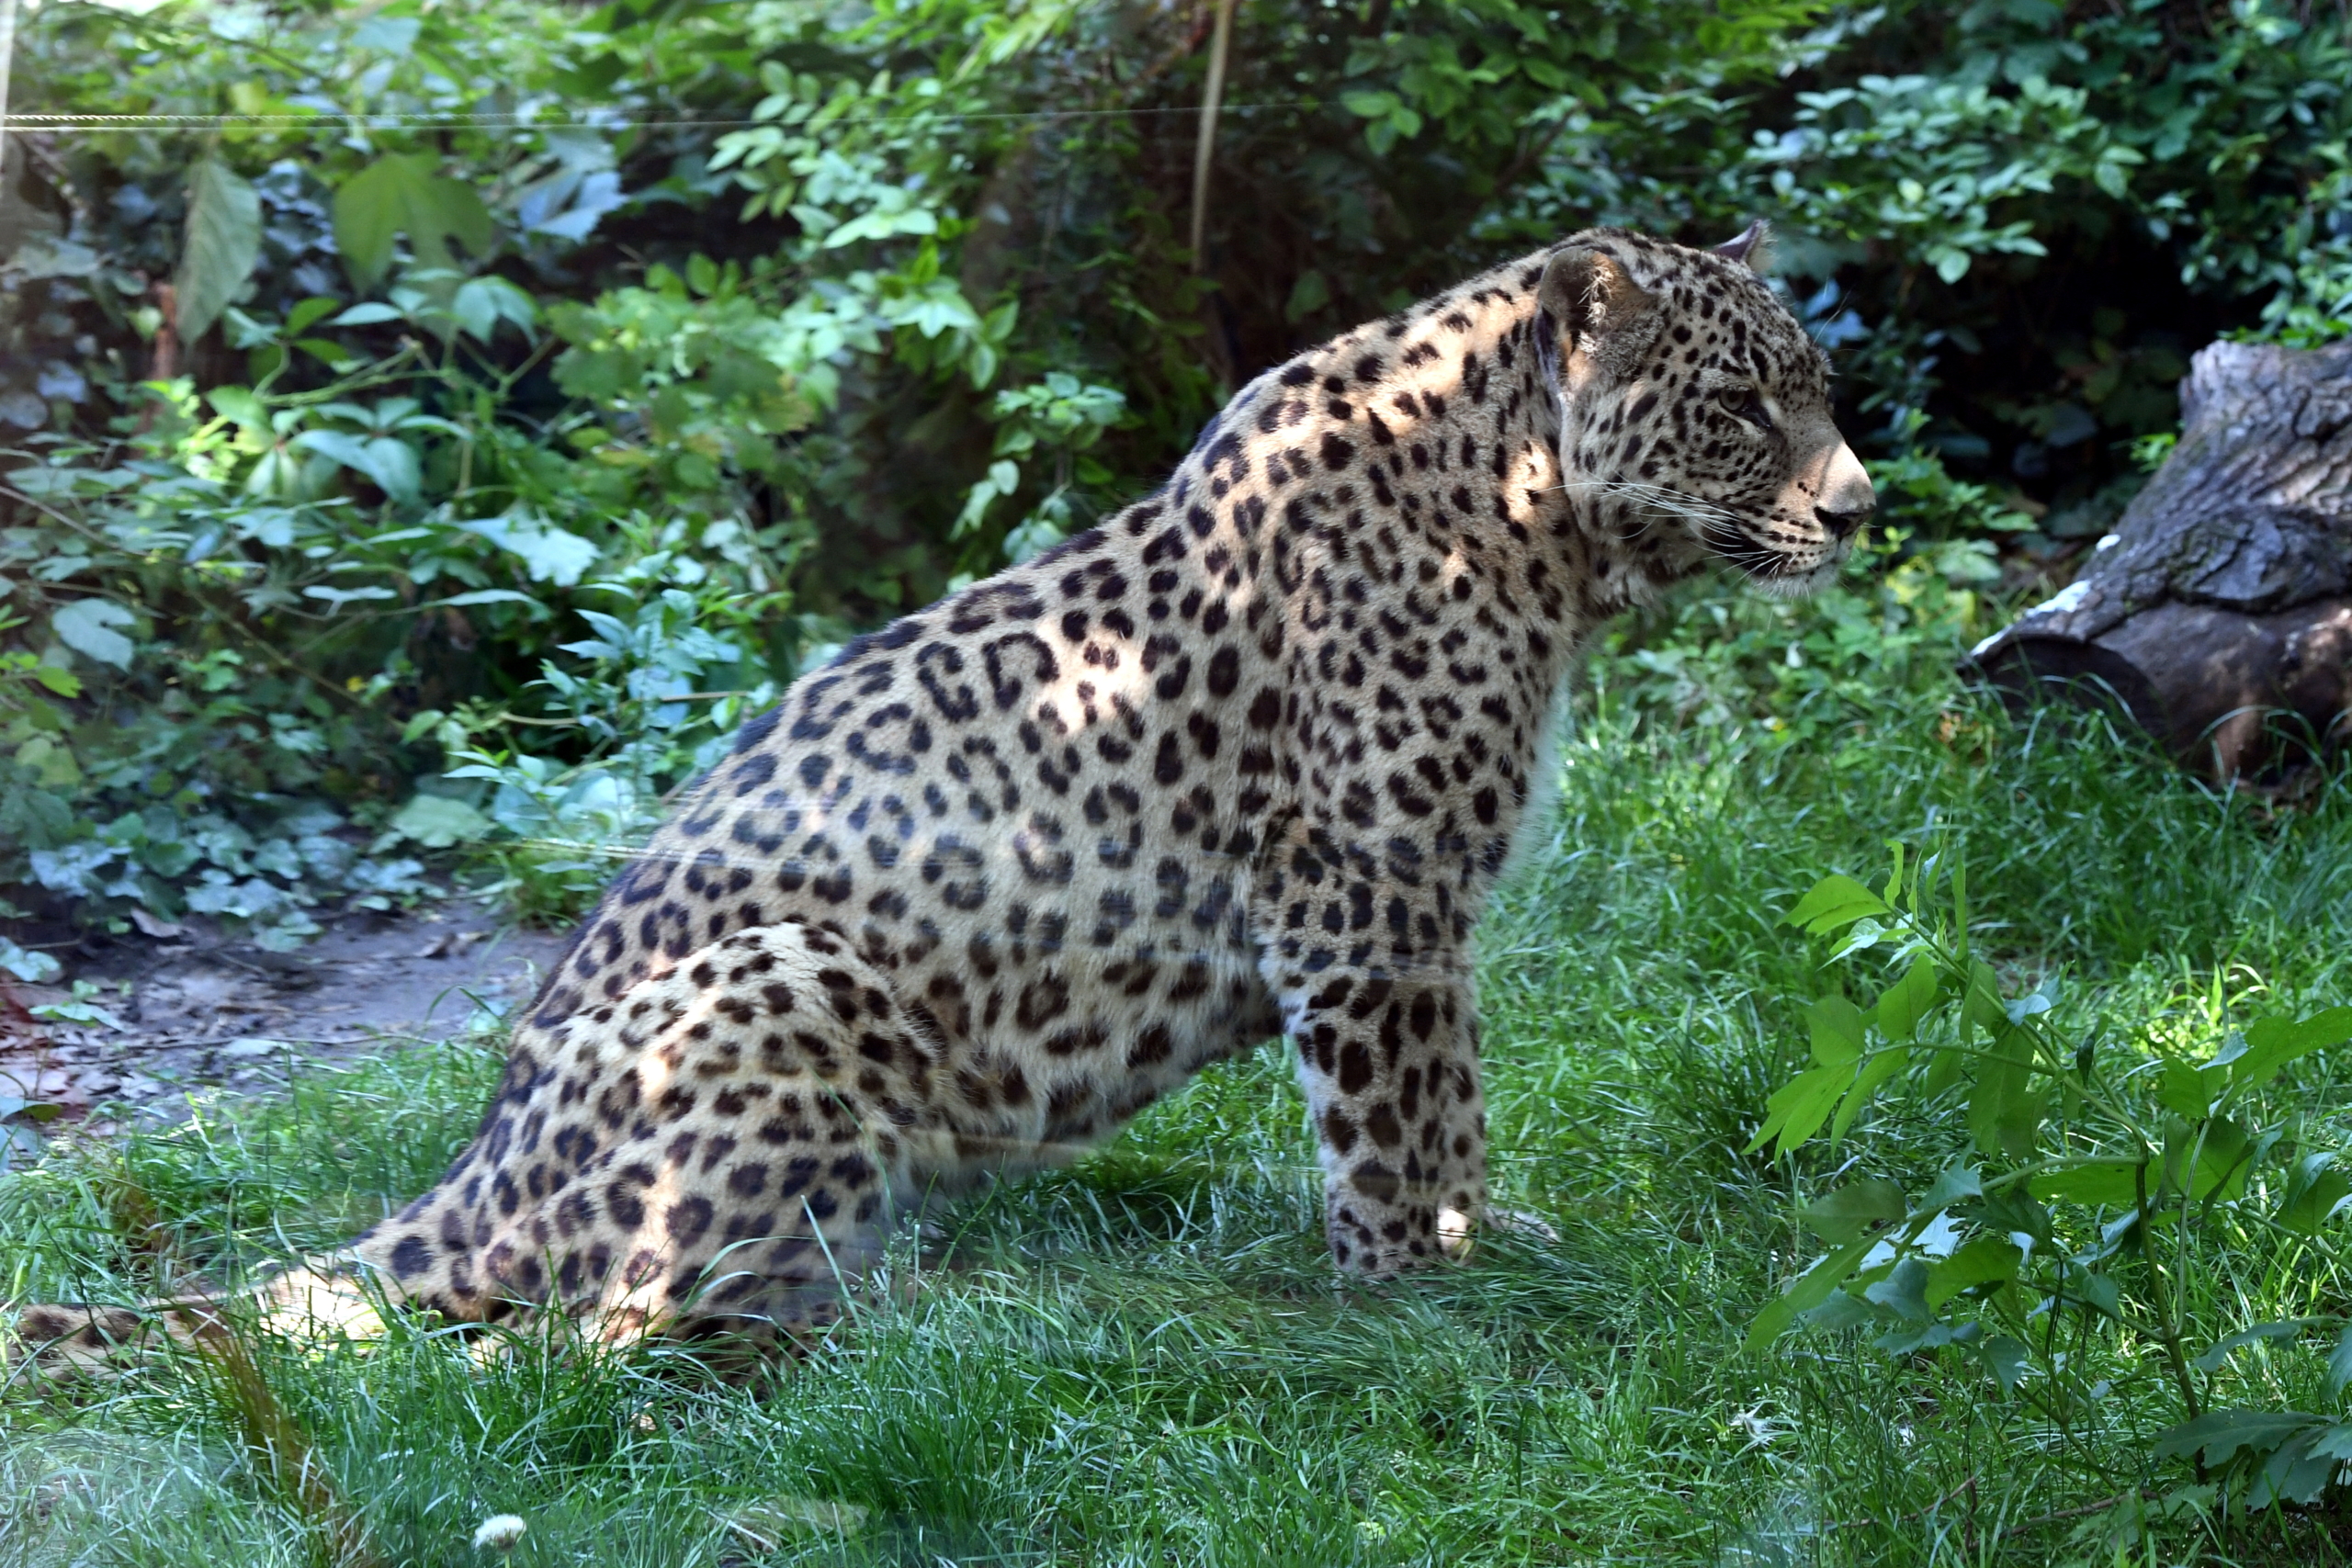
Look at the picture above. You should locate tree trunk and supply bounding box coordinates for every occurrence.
[1966,339,2352,783]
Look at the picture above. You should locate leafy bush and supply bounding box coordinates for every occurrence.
[6,0,2352,946]
[1754,839,2352,1523]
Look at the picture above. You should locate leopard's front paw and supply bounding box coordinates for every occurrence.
[1325,1188,1478,1276]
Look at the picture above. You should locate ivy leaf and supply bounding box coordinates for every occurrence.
[450,276,540,343]
[174,159,263,344]
[51,599,138,669]
[334,154,495,291]
[388,794,491,849]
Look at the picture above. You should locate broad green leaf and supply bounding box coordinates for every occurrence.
[336,154,437,288]
[431,177,496,256]
[2164,1115,2253,1202]
[2160,1057,2222,1119]
[2073,1269,2123,1320]
[329,302,407,326]
[293,338,357,369]
[286,296,344,334]
[432,589,545,611]
[2329,1324,2352,1399]
[293,430,419,503]
[2030,1157,2144,1208]
[388,794,491,849]
[2230,1007,2352,1090]
[334,156,494,290]
[1961,959,2007,1034]
[1781,874,1890,934]
[463,512,601,587]
[206,385,268,434]
[1921,1043,1966,1098]
[1805,995,1866,1067]
[1980,1334,2029,1392]
[1795,1177,1905,1243]
[2005,977,2058,1025]
[2261,1434,2343,1506]
[362,436,422,504]
[1747,1062,1847,1155]
[1925,1235,2022,1308]
[451,276,539,343]
[1862,1256,1930,1321]
[51,599,138,669]
[2279,1153,2352,1235]
[1746,1235,1876,1351]
[174,159,263,344]
[2190,1320,2305,1374]
[2154,1408,2324,1467]
[1968,1028,2036,1161]
[1919,1164,1983,1212]
[1871,953,1939,1041]
[1830,1045,1907,1145]
[1827,916,1887,962]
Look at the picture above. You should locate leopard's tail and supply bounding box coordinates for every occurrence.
[6,1263,393,1382]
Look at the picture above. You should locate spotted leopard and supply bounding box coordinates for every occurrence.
[16,224,1873,1367]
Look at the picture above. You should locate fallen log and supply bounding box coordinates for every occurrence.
[1966,339,2352,782]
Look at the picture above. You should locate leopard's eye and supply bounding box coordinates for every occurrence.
[1720,386,1772,430]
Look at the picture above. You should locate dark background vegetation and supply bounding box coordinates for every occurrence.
[6,0,2352,952]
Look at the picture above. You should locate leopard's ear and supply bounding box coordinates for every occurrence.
[1536,246,1656,358]
[1712,220,1771,273]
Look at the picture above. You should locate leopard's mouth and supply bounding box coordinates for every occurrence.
[1691,511,1851,597]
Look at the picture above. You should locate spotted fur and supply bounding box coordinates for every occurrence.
[12,227,1872,1365]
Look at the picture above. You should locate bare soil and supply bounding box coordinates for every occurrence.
[2,904,568,1131]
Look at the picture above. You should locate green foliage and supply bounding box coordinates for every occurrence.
[1754,839,2352,1518]
[13,0,2352,942]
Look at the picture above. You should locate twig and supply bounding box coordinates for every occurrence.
[1188,0,1238,268]
[2000,1491,2154,1536]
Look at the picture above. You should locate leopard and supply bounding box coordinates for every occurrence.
[13,223,1873,1371]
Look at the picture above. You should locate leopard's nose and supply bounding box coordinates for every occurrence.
[1815,501,1871,540]
[1815,443,1874,539]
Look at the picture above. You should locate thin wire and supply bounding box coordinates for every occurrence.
[4,101,1320,133]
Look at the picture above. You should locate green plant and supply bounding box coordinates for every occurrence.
[1751,832,2352,1524]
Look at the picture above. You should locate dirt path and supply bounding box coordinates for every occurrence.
[3,905,569,1135]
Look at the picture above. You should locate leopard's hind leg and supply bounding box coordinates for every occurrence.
[348,920,945,1356]
[8,923,939,1375]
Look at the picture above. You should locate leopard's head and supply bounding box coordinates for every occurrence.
[1539,224,1874,596]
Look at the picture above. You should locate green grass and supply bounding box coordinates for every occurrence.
[8,586,2352,1566]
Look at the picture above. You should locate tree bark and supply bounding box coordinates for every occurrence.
[1966,339,2352,782]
